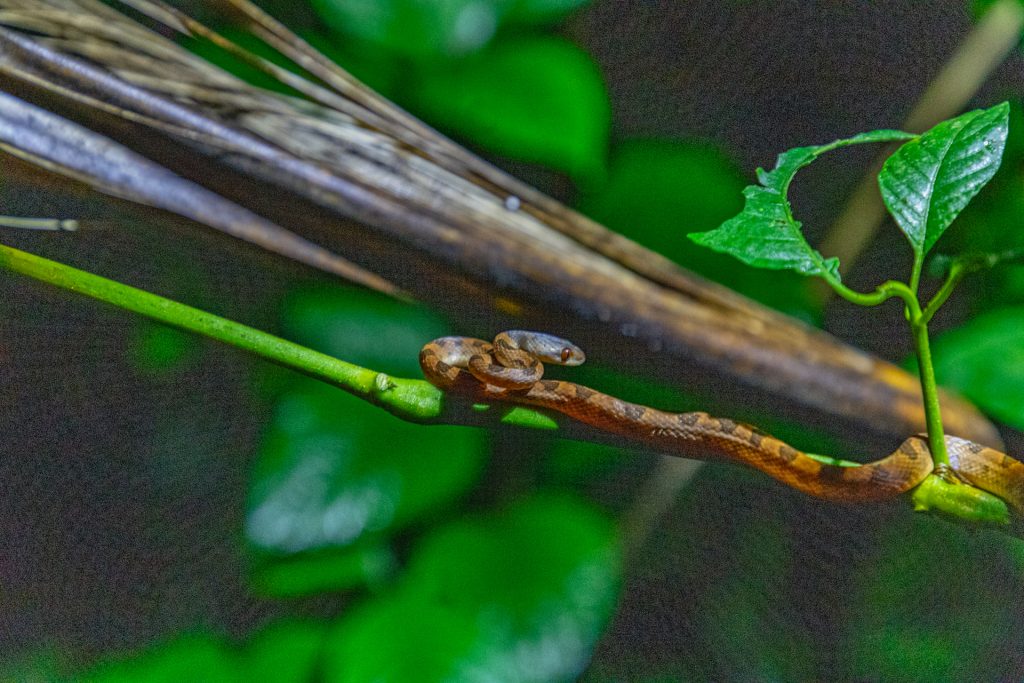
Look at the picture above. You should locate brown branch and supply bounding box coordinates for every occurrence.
[0,0,1001,451]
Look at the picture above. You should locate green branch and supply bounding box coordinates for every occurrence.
[0,242,559,432]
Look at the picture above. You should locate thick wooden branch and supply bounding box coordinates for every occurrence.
[0,0,1000,450]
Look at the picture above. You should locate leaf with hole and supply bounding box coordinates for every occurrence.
[689,129,915,280]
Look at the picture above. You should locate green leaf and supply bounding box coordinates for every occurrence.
[248,544,395,598]
[322,594,480,682]
[930,306,1024,430]
[690,129,915,280]
[846,515,1017,681]
[245,382,483,556]
[506,0,592,25]
[321,494,621,682]
[241,620,329,683]
[409,38,609,182]
[926,248,1024,279]
[129,322,197,375]
[81,634,236,683]
[245,289,485,591]
[879,102,1010,258]
[310,0,513,58]
[930,102,1024,257]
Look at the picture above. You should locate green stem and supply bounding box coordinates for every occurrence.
[0,243,401,411]
[1,242,1007,526]
[825,276,917,310]
[921,263,964,323]
[0,241,561,431]
[909,252,924,296]
[911,317,950,467]
[825,272,951,468]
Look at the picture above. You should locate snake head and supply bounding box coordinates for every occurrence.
[503,330,586,367]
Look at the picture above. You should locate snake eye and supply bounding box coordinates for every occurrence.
[560,347,572,363]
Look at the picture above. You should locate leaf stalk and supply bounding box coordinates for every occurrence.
[823,274,950,467]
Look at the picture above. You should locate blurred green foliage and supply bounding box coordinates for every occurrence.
[579,139,819,320]
[847,516,1020,681]
[322,495,618,682]
[78,494,617,682]
[245,289,484,595]
[128,322,198,375]
[410,38,609,182]
[931,306,1024,430]
[84,633,237,683]
[309,0,590,57]
[241,621,328,683]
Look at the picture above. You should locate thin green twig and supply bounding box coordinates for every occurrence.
[921,262,966,323]
[0,241,557,432]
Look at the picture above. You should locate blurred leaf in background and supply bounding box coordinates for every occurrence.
[846,517,1019,681]
[245,289,485,597]
[309,0,511,58]
[930,306,1024,430]
[409,38,610,183]
[240,620,328,683]
[128,322,198,376]
[309,0,591,57]
[83,496,616,682]
[83,633,237,683]
[578,140,820,322]
[321,494,620,682]
[506,0,591,25]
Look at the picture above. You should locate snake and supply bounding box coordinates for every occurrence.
[420,330,1024,510]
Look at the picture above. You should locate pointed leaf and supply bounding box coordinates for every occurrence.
[879,102,1010,257]
[690,129,915,280]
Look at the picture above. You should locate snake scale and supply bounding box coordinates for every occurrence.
[420,331,1024,510]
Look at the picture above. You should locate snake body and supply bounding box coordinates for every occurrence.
[420,331,1024,509]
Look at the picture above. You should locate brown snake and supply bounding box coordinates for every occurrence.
[420,331,1024,510]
